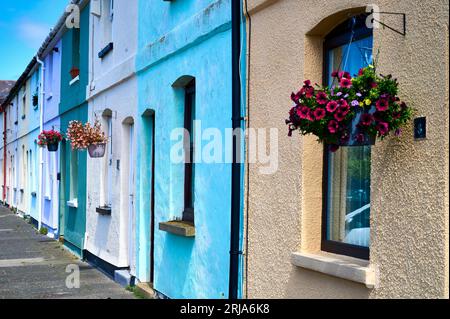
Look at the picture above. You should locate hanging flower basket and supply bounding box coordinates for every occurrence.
[285,66,413,152]
[66,120,108,158]
[38,130,63,152]
[88,143,106,158]
[47,142,59,152]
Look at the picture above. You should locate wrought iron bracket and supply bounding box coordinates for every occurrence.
[370,10,406,36]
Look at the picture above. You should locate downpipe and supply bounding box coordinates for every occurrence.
[36,55,45,231]
[229,0,243,300]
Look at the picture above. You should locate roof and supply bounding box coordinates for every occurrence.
[0,81,16,105]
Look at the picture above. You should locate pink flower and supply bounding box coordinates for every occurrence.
[360,113,374,126]
[339,78,352,89]
[313,108,326,120]
[326,101,339,113]
[331,71,339,78]
[316,91,328,105]
[305,87,314,98]
[303,80,311,87]
[328,120,339,133]
[376,121,389,135]
[297,106,310,119]
[358,68,364,76]
[395,129,402,136]
[334,110,346,122]
[338,104,350,115]
[376,99,389,111]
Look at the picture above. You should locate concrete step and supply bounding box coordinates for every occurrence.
[135,282,156,299]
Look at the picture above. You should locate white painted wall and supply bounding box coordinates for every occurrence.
[85,0,138,272]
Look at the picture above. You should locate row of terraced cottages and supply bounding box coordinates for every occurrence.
[1,0,448,299]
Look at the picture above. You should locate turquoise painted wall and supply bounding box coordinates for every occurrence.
[59,3,89,254]
[135,0,245,299]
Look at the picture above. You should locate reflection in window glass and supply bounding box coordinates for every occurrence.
[326,36,373,248]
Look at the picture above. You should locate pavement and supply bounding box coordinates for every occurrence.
[0,205,135,299]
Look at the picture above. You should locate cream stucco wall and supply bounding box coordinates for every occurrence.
[244,0,449,298]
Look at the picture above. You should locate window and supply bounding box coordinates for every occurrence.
[22,85,26,117]
[183,80,195,223]
[69,150,78,201]
[322,15,373,260]
[48,52,54,95]
[102,0,114,44]
[72,28,80,69]
[101,112,113,208]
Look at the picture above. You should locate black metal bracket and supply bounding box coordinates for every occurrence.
[371,10,406,36]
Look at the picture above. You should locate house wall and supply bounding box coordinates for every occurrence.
[59,3,90,255]
[245,0,449,298]
[84,0,138,270]
[42,40,62,235]
[135,0,234,298]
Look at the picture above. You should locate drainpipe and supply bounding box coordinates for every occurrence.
[2,109,6,203]
[36,56,45,230]
[229,0,243,300]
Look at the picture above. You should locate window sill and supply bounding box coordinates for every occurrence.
[67,199,78,208]
[159,220,195,237]
[69,76,79,86]
[291,251,375,288]
[96,206,112,216]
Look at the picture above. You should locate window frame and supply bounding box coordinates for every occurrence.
[321,14,372,260]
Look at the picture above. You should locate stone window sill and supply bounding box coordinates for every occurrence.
[67,199,78,208]
[159,220,195,237]
[291,251,376,288]
[69,76,79,86]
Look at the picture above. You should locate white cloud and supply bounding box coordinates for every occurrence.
[17,20,51,49]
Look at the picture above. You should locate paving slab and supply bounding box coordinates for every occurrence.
[0,205,135,299]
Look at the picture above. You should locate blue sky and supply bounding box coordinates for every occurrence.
[0,0,68,80]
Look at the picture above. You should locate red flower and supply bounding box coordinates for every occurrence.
[376,98,389,111]
[305,87,314,98]
[334,110,347,122]
[358,68,364,76]
[331,71,339,78]
[339,77,352,89]
[316,91,328,105]
[326,101,338,113]
[303,80,311,87]
[370,82,378,88]
[313,108,326,120]
[328,120,339,133]
[338,104,350,115]
[376,121,389,135]
[297,106,310,119]
[360,113,374,126]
